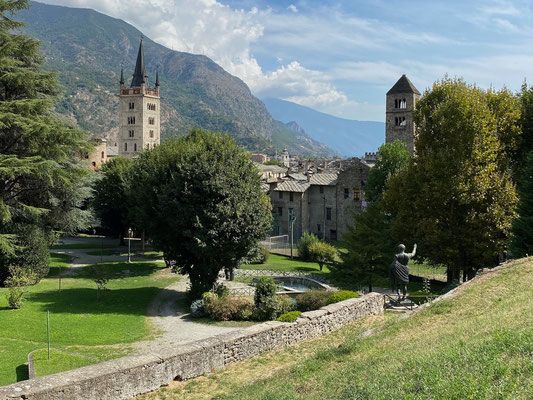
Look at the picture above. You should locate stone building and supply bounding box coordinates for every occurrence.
[87,138,107,170]
[269,159,370,241]
[118,39,160,157]
[385,74,420,154]
[250,153,268,163]
[255,163,288,181]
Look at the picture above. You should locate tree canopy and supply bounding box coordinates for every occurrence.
[130,129,272,298]
[384,77,519,282]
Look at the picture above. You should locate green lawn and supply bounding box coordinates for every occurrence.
[141,257,533,400]
[50,243,116,250]
[32,349,95,378]
[240,254,329,274]
[0,258,179,386]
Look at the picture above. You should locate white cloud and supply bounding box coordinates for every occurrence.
[287,4,298,13]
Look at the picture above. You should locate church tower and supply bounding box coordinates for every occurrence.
[385,74,420,154]
[118,38,160,157]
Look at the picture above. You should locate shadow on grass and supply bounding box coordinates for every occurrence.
[47,261,165,280]
[27,287,177,316]
[16,363,28,382]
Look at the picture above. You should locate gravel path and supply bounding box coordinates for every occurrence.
[51,236,247,353]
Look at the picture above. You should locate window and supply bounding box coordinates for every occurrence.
[127,116,136,124]
[353,189,361,201]
[317,224,321,232]
[149,117,155,125]
[101,151,104,159]
[129,102,134,110]
[330,230,337,241]
[149,130,154,138]
[319,186,324,194]
[124,142,128,151]
[289,192,294,202]
[279,191,283,200]
[129,130,134,137]
[278,207,283,216]
[134,143,137,152]
[395,116,406,126]
[147,103,156,111]
[288,208,294,217]
[326,207,332,220]
[344,188,349,199]
[400,99,407,109]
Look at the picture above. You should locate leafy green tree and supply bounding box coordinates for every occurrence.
[333,201,395,291]
[308,241,336,271]
[131,130,272,299]
[263,159,284,167]
[385,77,519,282]
[365,140,411,202]
[297,232,319,261]
[0,0,90,284]
[92,157,134,244]
[515,83,533,181]
[511,151,533,257]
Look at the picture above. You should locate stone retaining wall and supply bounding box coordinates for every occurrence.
[0,293,384,400]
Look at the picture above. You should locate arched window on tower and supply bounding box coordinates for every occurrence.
[124,142,128,152]
[101,151,104,159]
[134,143,137,152]
[400,99,407,109]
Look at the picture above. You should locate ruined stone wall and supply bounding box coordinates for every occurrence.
[0,293,384,400]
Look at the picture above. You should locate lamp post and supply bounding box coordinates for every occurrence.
[127,227,132,263]
[289,210,296,259]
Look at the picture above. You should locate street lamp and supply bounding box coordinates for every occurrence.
[127,227,132,263]
[289,210,296,259]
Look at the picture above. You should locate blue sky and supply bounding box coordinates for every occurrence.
[42,0,533,122]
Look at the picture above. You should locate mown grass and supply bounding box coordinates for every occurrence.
[139,257,533,400]
[32,349,95,378]
[0,258,179,386]
[240,254,329,274]
[50,243,116,250]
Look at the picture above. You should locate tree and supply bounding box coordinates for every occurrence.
[364,140,411,202]
[263,159,284,167]
[332,201,395,291]
[131,130,272,299]
[510,151,533,257]
[385,77,519,283]
[92,157,134,244]
[0,0,91,284]
[308,241,336,271]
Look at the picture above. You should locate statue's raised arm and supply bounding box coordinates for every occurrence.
[407,243,417,259]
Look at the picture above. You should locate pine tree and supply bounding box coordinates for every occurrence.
[0,0,91,283]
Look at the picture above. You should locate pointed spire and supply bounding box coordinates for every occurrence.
[131,36,148,87]
[119,67,124,85]
[155,69,160,87]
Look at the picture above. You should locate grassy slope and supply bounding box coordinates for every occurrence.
[140,257,533,400]
[0,256,178,386]
[240,254,329,273]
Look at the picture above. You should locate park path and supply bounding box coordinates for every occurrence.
[51,236,245,353]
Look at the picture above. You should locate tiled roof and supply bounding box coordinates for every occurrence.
[288,173,307,181]
[254,162,287,173]
[261,182,270,193]
[310,173,338,186]
[274,180,310,193]
[387,74,420,95]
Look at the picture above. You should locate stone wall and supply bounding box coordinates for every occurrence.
[0,293,384,400]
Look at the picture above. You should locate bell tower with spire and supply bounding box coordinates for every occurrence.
[118,37,160,157]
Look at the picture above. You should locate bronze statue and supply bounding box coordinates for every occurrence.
[390,244,417,301]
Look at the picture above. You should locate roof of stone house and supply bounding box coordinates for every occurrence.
[288,173,307,181]
[309,173,338,186]
[273,180,311,193]
[261,182,270,193]
[387,74,420,95]
[254,162,287,173]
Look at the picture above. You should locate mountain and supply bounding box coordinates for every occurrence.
[16,1,335,157]
[262,98,385,157]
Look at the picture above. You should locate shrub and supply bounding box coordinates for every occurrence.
[253,295,293,321]
[190,299,206,317]
[241,244,270,264]
[327,290,359,305]
[296,289,332,312]
[254,276,277,307]
[277,310,302,323]
[297,232,319,260]
[6,287,24,309]
[308,241,337,271]
[206,296,254,321]
[212,281,229,298]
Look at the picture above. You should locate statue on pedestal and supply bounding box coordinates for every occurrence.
[390,243,417,301]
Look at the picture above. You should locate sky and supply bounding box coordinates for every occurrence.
[41,0,533,122]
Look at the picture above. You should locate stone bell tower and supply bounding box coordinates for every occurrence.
[385,74,420,154]
[118,38,160,157]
